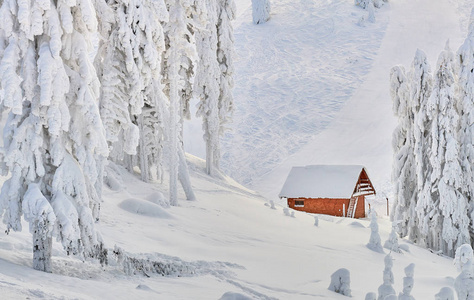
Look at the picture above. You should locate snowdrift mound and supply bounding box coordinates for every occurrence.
[119,198,173,218]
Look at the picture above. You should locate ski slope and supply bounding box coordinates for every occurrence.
[220,0,389,188]
[253,0,467,202]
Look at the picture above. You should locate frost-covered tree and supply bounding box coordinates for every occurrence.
[0,0,108,271]
[163,0,200,204]
[367,211,384,253]
[391,65,419,242]
[196,0,235,176]
[195,0,220,176]
[378,254,396,300]
[252,0,270,25]
[427,42,469,256]
[454,244,474,299]
[457,8,474,237]
[408,50,437,249]
[355,0,369,9]
[398,263,415,300]
[97,0,168,183]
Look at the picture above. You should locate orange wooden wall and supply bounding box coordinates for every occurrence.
[287,197,366,218]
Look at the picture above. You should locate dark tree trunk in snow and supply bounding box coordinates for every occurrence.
[32,219,53,273]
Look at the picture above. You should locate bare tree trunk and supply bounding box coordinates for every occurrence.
[32,220,53,273]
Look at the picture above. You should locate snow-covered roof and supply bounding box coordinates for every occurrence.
[278,165,367,199]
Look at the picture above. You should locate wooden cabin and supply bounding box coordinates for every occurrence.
[279,165,376,218]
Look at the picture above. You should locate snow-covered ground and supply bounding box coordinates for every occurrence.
[2,0,474,299]
[0,157,460,299]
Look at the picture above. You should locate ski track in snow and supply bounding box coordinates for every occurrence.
[221,0,388,187]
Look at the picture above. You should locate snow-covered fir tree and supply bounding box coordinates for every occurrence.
[0,0,108,271]
[457,8,474,236]
[408,50,437,250]
[195,0,221,176]
[196,0,235,176]
[98,0,168,183]
[427,42,469,256]
[252,0,270,25]
[163,0,200,204]
[390,65,418,241]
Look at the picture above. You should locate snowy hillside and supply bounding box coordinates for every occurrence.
[0,156,460,299]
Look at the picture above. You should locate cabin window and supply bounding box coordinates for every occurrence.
[294,200,304,207]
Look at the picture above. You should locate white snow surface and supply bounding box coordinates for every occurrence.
[2,0,474,299]
[0,156,461,299]
[278,165,365,199]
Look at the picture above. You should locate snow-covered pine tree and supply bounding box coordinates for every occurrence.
[408,50,437,249]
[163,0,200,204]
[390,65,418,241]
[457,8,474,239]
[195,0,235,176]
[98,0,168,183]
[216,0,235,165]
[196,0,221,176]
[252,0,270,25]
[427,41,470,256]
[0,0,108,271]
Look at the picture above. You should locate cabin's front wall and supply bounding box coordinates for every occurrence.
[288,197,366,218]
[354,196,365,219]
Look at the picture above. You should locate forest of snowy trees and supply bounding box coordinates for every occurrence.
[0,0,235,271]
[391,10,474,257]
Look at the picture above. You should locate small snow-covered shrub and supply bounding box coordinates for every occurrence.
[365,292,376,300]
[367,211,384,253]
[378,254,396,300]
[435,287,455,300]
[314,216,319,226]
[454,244,474,300]
[252,0,271,24]
[384,221,402,253]
[398,263,415,300]
[328,268,351,296]
[283,207,291,216]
